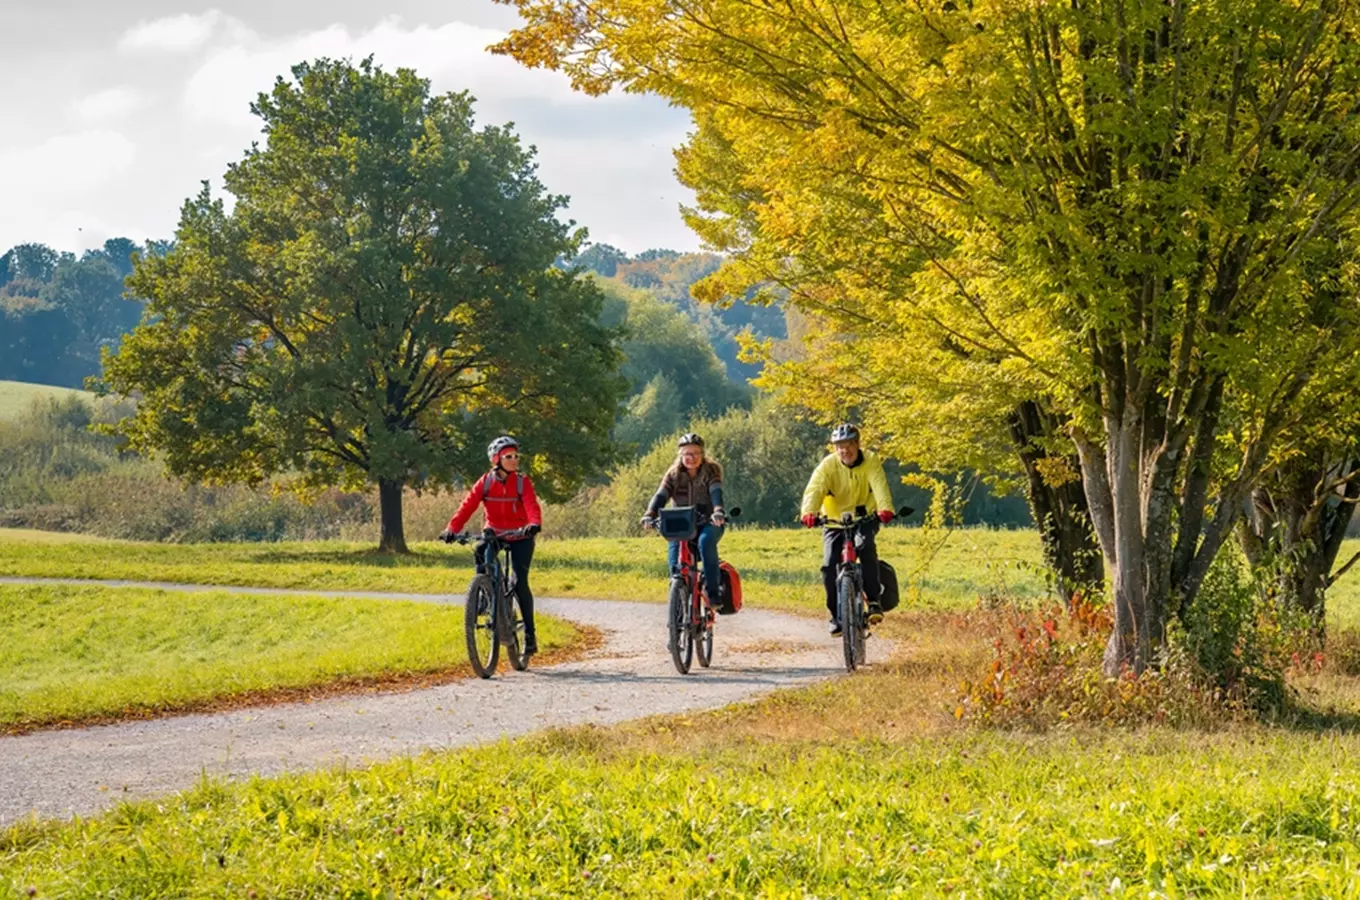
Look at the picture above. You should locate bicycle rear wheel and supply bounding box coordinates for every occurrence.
[465,575,499,678]
[668,578,694,674]
[503,576,528,672]
[837,572,859,672]
[697,593,714,669]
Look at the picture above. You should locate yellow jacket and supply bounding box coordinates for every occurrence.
[800,451,895,527]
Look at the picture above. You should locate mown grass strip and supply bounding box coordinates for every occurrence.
[5,728,1360,898]
[0,584,575,732]
[0,526,1055,614]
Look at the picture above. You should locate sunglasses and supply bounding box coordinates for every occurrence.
[500,452,519,460]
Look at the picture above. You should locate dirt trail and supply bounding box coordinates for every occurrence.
[2,582,874,827]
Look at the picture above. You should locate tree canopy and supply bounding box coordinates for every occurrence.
[499,0,1360,670]
[100,57,626,552]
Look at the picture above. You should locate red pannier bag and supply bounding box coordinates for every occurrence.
[715,560,742,615]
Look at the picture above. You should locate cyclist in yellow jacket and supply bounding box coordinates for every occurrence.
[800,423,897,635]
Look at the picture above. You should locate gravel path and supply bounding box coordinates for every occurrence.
[2,579,877,827]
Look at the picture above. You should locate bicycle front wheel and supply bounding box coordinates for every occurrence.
[837,572,859,673]
[669,578,694,675]
[465,574,499,679]
[504,581,528,672]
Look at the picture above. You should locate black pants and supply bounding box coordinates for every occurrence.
[478,537,537,641]
[822,526,881,617]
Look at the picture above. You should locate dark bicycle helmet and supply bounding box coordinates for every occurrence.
[487,435,520,463]
[830,423,860,443]
[677,432,705,448]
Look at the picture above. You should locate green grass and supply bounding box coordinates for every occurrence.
[12,525,1360,626]
[0,380,86,420]
[5,726,1360,897]
[0,525,1052,614]
[0,583,574,731]
[7,530,1360,895]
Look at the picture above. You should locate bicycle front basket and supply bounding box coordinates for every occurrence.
[658,506,698,542]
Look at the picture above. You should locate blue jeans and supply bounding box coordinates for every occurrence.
[668,523,724,602]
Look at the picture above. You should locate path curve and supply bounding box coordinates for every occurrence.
[2,579,883,827]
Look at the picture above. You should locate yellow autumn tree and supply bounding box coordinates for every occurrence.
[497,0,1360,673]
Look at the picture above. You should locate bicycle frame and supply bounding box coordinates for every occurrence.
[814,505,911,672]
[649,508,741,675]
[673,538,711,622]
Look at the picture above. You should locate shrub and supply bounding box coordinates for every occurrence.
[1172,549,1310,714]
[958,595,1228,729]
[959,551,1318,728]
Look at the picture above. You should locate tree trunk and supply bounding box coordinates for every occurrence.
[378,477,409,554]
[1240,454,1360,634]
[1102,418,1153,676]
[1009,402,1104,607]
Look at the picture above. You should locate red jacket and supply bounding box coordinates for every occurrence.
[446,471,543,537]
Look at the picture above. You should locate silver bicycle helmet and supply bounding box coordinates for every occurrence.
[487,435,520,463]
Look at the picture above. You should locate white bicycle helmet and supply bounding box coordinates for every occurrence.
[830,423,860,443]
[487,435,520,464]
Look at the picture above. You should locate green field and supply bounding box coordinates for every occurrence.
[0,526,1053,612]
[5,690,1360,897]
[0,583,575,732]
[7,528,1360,896]
[7,526,1360,627]
[0,380,87,420]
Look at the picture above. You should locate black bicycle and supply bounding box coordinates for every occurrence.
[444,526,534,678]
[815,506,913,672]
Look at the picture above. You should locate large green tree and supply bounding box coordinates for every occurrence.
[500,0,1360,672]
[100,58,625,552]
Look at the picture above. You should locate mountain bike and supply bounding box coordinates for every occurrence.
[643,505,741,675]
[815,506,913,672]
[443,525,535,679]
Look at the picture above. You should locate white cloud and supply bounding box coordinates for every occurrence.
[70,87,148,124]
[0,131,138,195]
[171,16,699,253]
[0,132,140,252]
[118,10,245,54]
[5,8,701,259]
[183,18,623,131]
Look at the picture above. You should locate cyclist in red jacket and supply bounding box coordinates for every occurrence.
[441,436,544,655]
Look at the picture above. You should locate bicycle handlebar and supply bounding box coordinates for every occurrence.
[441,524,539,545]
[809,505,915,528]
[640,506,742,533]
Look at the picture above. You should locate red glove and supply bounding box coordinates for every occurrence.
[877,509,895,524]
[801,513,819,529]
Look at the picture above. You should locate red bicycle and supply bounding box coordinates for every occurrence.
[644,505,741,674]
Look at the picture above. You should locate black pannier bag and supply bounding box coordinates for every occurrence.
[878,560,901,612]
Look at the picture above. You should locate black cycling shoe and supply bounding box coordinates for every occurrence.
[828,618,843,636]
[867,602,884,625]
[523,637,538,656]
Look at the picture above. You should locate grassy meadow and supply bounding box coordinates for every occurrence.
[5,624,1360,897]
[7,525,1360,627]
[0,582,576,733]
[0,381,86,421]
[0,525,1052,612]
[7,526,1360,895]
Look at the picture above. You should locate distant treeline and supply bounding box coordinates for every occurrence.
[0,239,167,388]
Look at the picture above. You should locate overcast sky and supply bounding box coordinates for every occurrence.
[0,0,701,258]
